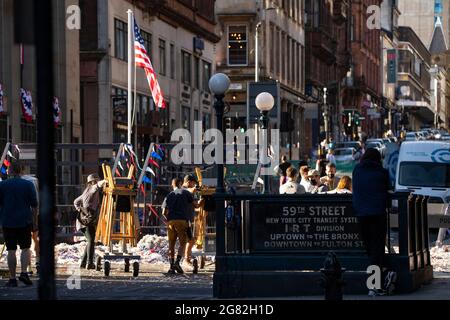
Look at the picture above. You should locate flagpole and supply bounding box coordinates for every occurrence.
[127,9,134,144]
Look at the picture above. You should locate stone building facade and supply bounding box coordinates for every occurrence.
[79,0,220,162]
[215,0,307,160]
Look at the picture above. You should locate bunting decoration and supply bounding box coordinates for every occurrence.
[142,175,152,184]
[150,151,162,161]
[53,97,61,128]
[20,88,33,123]
[148,158,160,168]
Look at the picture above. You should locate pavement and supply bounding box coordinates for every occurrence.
[0,263,449,300]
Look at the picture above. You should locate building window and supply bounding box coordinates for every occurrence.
[112,87,127,123]
[270,24,275,73]
[182,51,191,85]
[170,44,175,79]
[202,113,211,130]
[194,110,199,122]
[275,28,280,76]
[159,39,166,76]
[281,32,286,81]
[313,0,320,28]
[141,30,152,59]
[202,60,211,91]
[194,57,200,89]
[114,19,127,61]
[414,57,421,76]
[182,106,190,130]
[228,25,248,65]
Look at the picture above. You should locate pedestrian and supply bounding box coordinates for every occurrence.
[306,169,329,193]
[352,148,396,296]
[328,138,335,150]
[279,167,306,195]
[0,161,38,287]
[352,141,365,161]
[184,175,203,266]
[73,173,107,269]
[274,155,292,186]
[315,153,328,177]
[327,176,352,194]
[436,189,450,248]
[299,165,311,191]
[21,174,39,274]
[320,163,340,190]
[162,175,198,274]
[326,149,336,166]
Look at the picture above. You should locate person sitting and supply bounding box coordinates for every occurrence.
[279,167,306,195]
[327,176,352,194]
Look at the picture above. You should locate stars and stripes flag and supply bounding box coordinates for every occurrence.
[20,88,33,122]
[134,19,166,109]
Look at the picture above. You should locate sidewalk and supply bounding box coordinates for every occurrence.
[0,264,449,300]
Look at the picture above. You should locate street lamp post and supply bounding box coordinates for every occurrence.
[255,22,262,82]
[323,87,329,143]
[255,92,275,194]
[209,73,230,258]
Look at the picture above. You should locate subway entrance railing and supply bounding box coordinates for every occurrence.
[213,192,433,298]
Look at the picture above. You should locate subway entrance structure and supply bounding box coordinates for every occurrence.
[212,193,433,298]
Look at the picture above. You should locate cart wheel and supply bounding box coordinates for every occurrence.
[96,257,102,271]
[193,259,198,274]
[124,258,130,272]
[104,261,111,277]
[200,256,206,269]
[133,262,139,277]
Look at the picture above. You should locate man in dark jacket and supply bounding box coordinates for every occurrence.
[162,176,198,274]
[0,161,38,287]
[352,148,396,296]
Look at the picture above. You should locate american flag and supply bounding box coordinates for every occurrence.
[134,19,166,109]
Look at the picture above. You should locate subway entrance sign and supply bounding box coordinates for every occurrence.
[214,193,433,298]
[247,201,365,252]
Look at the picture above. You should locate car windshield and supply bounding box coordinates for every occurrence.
[334,149,352,156]
[399,162,450,188]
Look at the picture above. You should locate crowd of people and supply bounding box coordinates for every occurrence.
[276,147,398,296]
[276,158,352,195]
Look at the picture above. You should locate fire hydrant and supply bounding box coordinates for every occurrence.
[319,251,346,300]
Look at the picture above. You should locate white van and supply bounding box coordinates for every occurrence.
[395,141,450,216]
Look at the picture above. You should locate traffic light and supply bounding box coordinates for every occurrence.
[224,117,233,129]
[354,113,360,126]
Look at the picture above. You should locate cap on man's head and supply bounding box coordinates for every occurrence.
[307,169,320,177]
[183,174,197,184]
[87,173,99,184]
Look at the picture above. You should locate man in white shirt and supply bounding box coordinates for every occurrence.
[279,167,306,195]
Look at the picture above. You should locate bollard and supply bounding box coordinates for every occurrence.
[320,251,346,300]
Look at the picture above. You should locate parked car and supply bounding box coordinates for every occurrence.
[405,132,418,141]
[395,140,450,217]
[334,141,360,150]
[333,147,356,162]
[366,139,386,156]
[366,142,385,157]
[333,147,357,175]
